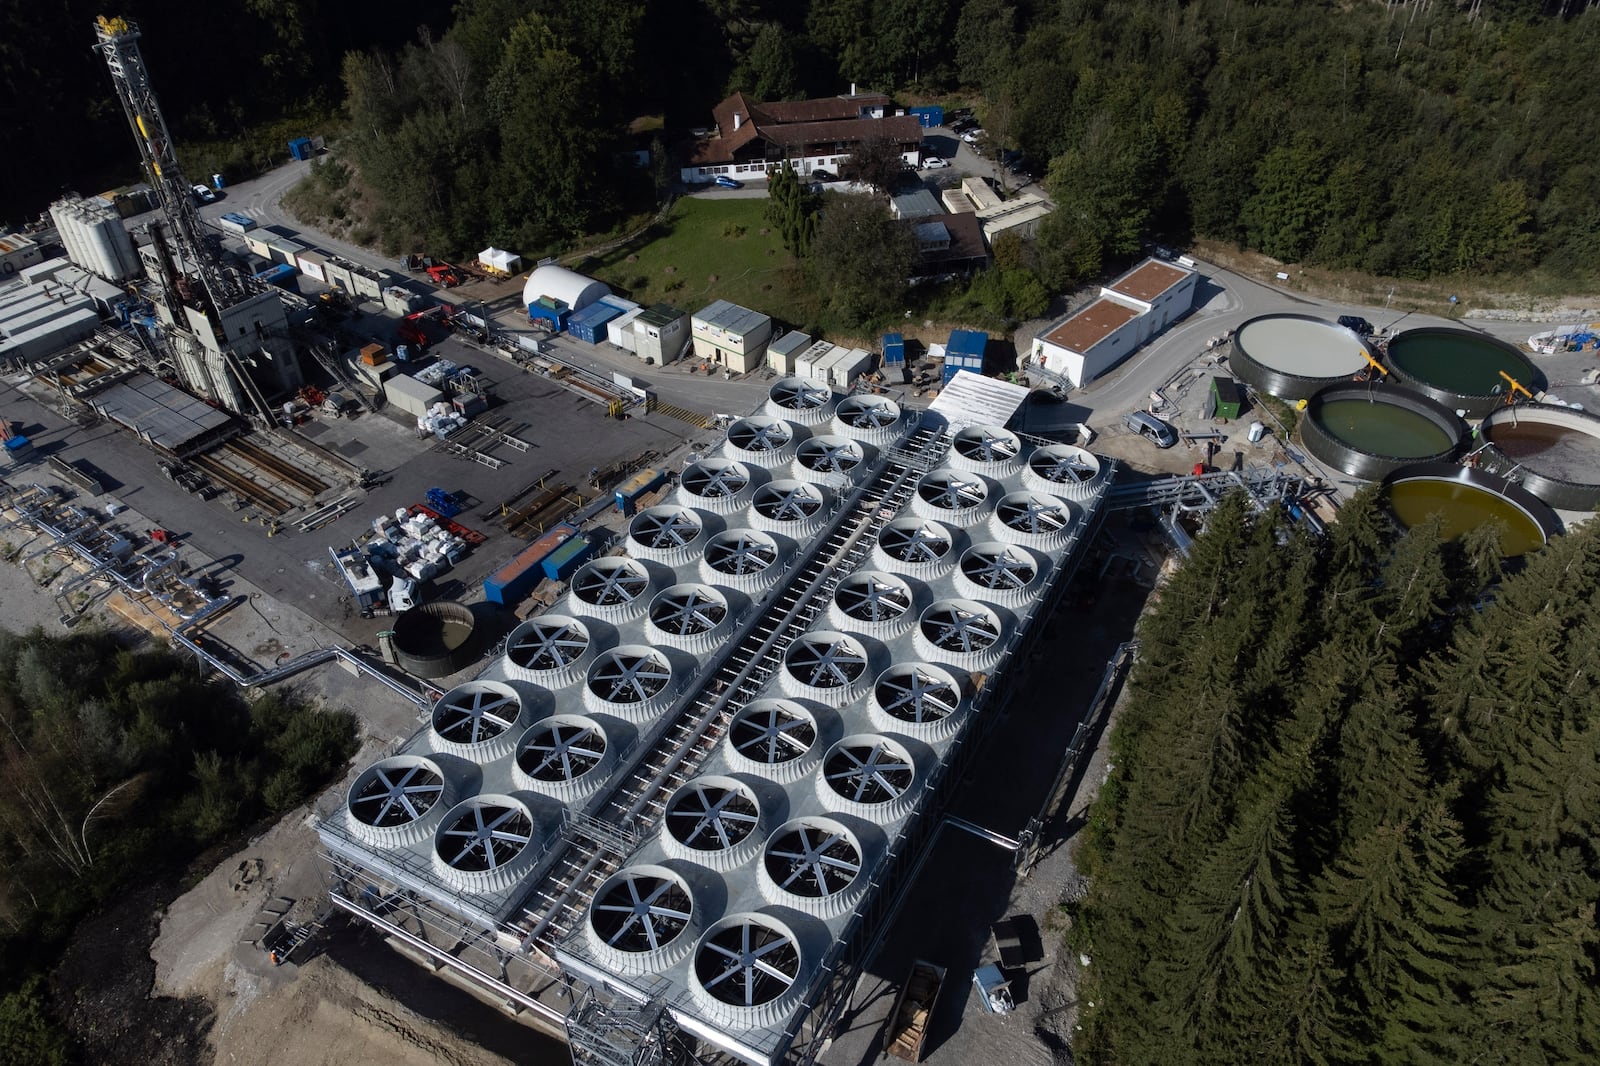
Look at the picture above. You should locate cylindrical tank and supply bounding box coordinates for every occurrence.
[389,601,480,679]
[1477,403,1600,511]
[1230,314,1373,400]
[1300,384,1464,481]
[1384,462,1560,558]
[1384,327,1542,419]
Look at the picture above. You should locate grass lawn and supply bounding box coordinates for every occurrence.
[580,197,823,328]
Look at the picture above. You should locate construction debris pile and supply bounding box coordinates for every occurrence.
[369,507,470,582]
[416,401,468,439]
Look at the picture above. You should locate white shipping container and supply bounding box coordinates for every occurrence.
[383,374,445,418]
[296,252,328,283]
[608,307,644,353]
[795,340,837,381]
[828,347,873,388]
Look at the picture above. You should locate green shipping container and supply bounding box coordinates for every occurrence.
[1210,376,1243,420]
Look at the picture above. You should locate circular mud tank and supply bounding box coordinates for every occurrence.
[1384,463,1560,558]
[1230,314,1373,400]
[389,601,480,679]
[1301,384,1463,481]
[1477,403,1600,511]
[1383,327,1543,419]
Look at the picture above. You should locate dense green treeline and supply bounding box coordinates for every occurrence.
[0,627,358,1054]
[1072,492,1600,1063]
[0,1,447,225]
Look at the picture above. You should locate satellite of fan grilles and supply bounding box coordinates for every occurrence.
[318,378,1115,1065]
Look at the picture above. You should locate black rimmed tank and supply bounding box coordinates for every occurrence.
[1384,463,1561,559]
[1383,327,1542,419]
[1476,402,1600,511]
[1300,384,1464,481]
[1229,314,1374,400]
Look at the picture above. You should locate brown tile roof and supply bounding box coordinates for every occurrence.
[759,94,889,123]
[688,93,915,166]
[761,114,923,148]
[1042,298,1142,353]
[1107,259,1191,303]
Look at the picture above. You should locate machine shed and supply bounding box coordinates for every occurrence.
[521,265,609,315]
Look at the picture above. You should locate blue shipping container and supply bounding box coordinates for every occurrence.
[567,301,625,344]
[907,106,944,128]
[541,535,594,581]
[288,137,314,161]
[483,524,578,604]
[882,332,905,365]
[527,301,570,331]
[253,263,300,293]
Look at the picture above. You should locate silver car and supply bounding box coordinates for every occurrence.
[1123,410,1179,448]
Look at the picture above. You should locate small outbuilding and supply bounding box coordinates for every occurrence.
[691,299,772,374]
[521,264,609,317]
[478,248,523,276]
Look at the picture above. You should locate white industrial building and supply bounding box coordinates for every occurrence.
[317,377,1115,1066]
[691,300,773,374]
[609,304,690,365]
[522,264,611,314]
[0,232,44,276]
[1030,258,1198,387]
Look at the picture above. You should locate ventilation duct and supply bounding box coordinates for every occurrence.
[912,468,993,524]
[660,775,765,871]
[627,505,709,565]
[645,583,733,653]
[583,645,679,721]
[757,817,867,918]
[512,713,616,799]
[990,491,1075,549]
[949,425,1023,477]
[828,570,917,636]
[431,795,541,892]
[872,517,959,577]
[914,599,1006,670]
[689,912,808,1028]
[780,630,871,707]
[1023,444,1106,499]
[587,865,701,976]
[723,699,822,783]
[766,377,836,425]
[725,415,798,467]
[503,614,600,687]
[345,755,456,847]
[832,395,904,444]
[954,542,1045,607]
[699,528,785,593]
[793,435,869,485]
[749,480,829,538]
[569,557,655,622]
[816,734,918,821]
[428,681,524,762]
[868,662,969,742]
[678,458,758,515]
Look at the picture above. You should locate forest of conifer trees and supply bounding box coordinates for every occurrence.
[1071,490,1599,1064]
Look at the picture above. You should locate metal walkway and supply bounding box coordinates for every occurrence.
[1106,465,1323,512]
[511,424,950,956]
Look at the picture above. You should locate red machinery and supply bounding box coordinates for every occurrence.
[425,263,462,287]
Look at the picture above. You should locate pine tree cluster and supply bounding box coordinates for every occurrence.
[1073,489,1600,1065]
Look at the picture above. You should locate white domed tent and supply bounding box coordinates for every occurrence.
[522,265,610,314]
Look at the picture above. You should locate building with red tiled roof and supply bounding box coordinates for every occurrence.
[1028,257,1199,387]
[681,89,921,184]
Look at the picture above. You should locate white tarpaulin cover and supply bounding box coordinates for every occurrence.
[926,370,1030,432]
[478,247,522,274]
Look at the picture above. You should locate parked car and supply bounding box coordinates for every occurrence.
[947,107,974,122]
[713,175,743,189]
[1123,411,1179,448]
[922,156,950,169]
[961,128,986,144]
[810,168,836,181]
[191,184,217,204]
[950,117,978,133]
